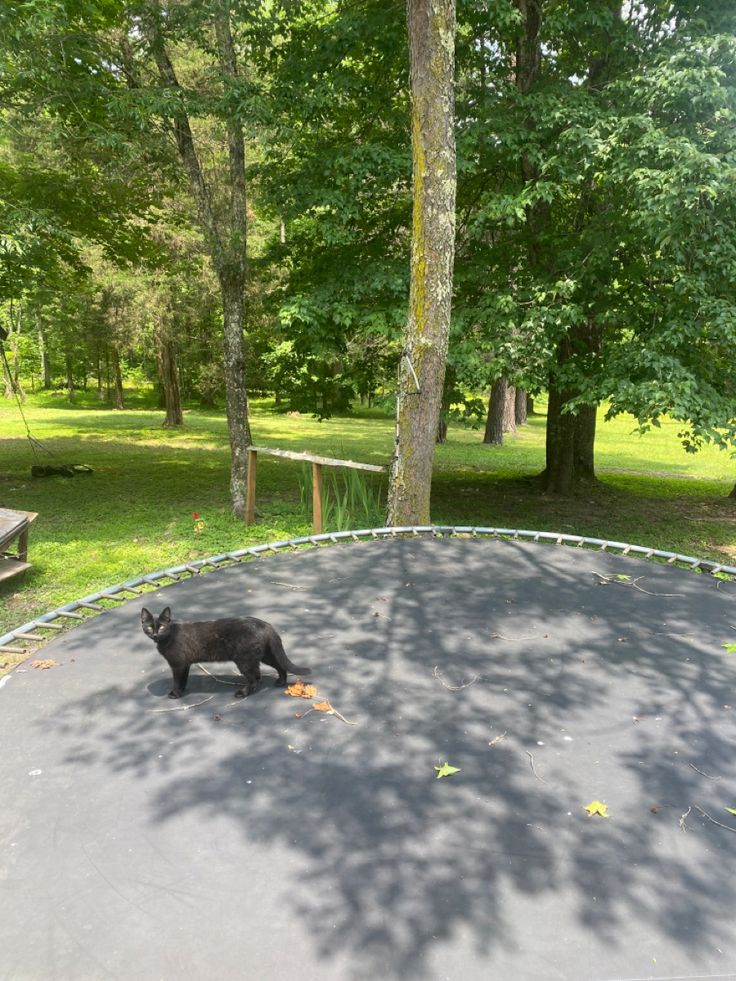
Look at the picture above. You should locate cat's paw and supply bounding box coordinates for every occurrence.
[234,689,247,699]
[168,690,183,699]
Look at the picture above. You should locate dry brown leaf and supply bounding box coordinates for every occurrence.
[313,700,333,713]
[31,659,58,670]
[284,680,318,699]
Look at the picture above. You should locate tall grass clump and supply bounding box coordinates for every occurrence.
[298,464,385,530]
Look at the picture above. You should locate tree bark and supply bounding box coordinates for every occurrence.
[387,0,456,526]
[111,346,125,410]
[65,352,75,403]
[157,332,183,427]
[515,387,528,425]
[484,378,507,445]
[542,320,600,492]
[503,384,516,433]
[39,329,51,389]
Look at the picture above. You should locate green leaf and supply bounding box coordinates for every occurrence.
[725,808,736,817]
[435,761,461,779]
[722,644,736,654]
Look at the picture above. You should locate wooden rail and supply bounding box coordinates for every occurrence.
[245,446,386,534]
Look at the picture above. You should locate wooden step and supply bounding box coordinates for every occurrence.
[0,557,32,584]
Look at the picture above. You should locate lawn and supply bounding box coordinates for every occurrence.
[1,388,735,649]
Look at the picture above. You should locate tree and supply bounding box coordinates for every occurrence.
[387,0,457,525]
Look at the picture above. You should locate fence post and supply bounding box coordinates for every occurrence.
[312,462,323,535]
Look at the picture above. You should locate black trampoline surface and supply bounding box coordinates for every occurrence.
[2,536,736,981]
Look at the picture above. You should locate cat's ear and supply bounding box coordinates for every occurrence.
[141,608,153,627]
[160,607,172,623]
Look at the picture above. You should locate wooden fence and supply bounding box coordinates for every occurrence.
[245,447,386,535]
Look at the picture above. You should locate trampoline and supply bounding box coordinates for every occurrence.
[1,530,736,981]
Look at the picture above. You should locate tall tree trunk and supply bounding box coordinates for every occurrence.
[146,7,251,517]
[221,277,252,514]
[157,332,183,427]
[515,387,528,425]
[387,0,456,525]
[503,384,516,433]
[484,378,507,445]
[111,347,125,410]
[542,325,599,493]
[39,329,51,389]
[65,352,75,403]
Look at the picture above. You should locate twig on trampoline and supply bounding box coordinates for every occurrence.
[491,632,539,641]
[196,664,240,685]
[591,571,682,597]
[488,731,508,746]
[679,806,691,832]
[433,666,479,691]
[526,750,547,783]
[295,705,357,725]
[692,804,736,834]
[269,580,305,590]
[149,695,215,713]
[688,762,722,781]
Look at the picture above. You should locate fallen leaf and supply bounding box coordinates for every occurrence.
[313,700,333,713]
[725,807,736,817]
[31,659,58,670]
[584,800,610,818]
[722,644,736,654]
[285,680,318,699]
[435,762,461,779]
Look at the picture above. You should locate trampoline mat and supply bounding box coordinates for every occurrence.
[2,535,736,981]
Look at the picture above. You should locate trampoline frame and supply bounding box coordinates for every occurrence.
[2,524,735,657]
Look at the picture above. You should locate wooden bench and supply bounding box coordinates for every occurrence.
[0,508,38,583]
[245,447,386,534]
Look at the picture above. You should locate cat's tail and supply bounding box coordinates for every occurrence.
[272,634,311,676]
[284,657,312,676]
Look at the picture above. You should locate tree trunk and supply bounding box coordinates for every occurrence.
[221,278,252,516]
[147,10,252,518]
[39,329,51,389]
[2,349,13,399]
[503,384,516,433]
[484,378,507,445]
[64,353,74,402]
[526,393,534,416]
[111,347,125,409]
[387,0,456,526]
[157,333,184,427]
[515,387,528,425]
[542,320,600,493]
[729,483,736,499]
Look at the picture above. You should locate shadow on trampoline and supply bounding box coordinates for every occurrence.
[4,536,736,980]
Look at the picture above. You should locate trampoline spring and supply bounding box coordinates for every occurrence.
[13,632,46,642]
[36,622,64,630]
[55,611,84,620]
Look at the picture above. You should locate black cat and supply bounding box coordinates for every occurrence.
[140,606,311,699]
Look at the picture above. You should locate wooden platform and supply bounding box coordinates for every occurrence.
[0,507,37,582]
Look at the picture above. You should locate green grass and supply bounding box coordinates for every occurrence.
[1,389,735,653]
